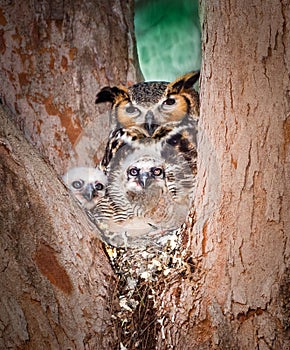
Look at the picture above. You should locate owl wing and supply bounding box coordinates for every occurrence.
[100,126,150,171]
[163,149,195,203]
[157,121,198,175]
[100,128,125,170]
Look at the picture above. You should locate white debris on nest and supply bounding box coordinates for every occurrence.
[104,226,188,319]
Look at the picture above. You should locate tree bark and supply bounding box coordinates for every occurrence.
[155,1,290,349]
[0,0,141,174]
[0,1,140,349]
[1,0,289,349]
[0,105,120,349]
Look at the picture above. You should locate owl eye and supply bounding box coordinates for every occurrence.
[94,182,104,191]
[72,180,84,189]
[128,167,139,176]
[162,97,176,110]
[151,167,163,177]
[125,105,141,116]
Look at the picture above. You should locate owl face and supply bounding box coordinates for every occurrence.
[96,71,200,135]
[126,157,165,193]
[88,143,195,248]
[63,167,107,209]
[112,90,190,134]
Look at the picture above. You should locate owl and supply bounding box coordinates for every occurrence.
[87,143,195,248]
[96,70,199,133]
[101,122,198,174]
[62,166,107,209]
[95,71,199,171]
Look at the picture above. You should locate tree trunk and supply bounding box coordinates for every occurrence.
[1,0,289,349]
[0,1,140,349]
[155,1,290,349]
[0,0,141,174]
[0,105,120,349]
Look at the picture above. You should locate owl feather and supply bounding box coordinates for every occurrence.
[96,71,199,172]
[88,143,195,248]
[62,167,107,209]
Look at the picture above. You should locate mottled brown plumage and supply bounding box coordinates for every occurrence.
[96,71,200,173]
[87,143,194,249]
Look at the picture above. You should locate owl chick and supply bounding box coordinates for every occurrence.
[62,167,107,209]
[88,144,195,248]
[95,70,200,135]
[112,144,195,211]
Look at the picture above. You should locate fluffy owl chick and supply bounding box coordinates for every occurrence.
[118,147,194,216]
[95,70,200,135]
[91,144,195,248]
[62,167,107,209]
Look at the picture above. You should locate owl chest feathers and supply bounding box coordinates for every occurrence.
[90,71,200,247]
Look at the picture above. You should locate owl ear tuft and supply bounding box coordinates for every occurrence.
[95,86,129,104]
[167,70,200,94]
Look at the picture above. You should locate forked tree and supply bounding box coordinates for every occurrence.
[0,1,289,349]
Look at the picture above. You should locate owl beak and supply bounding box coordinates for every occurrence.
[138,172,150,188]
[83,183,96,201]
[144,111,156,136]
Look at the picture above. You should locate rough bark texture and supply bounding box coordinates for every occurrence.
[0,1,141,349]
[155,1,290,349]
[0,0,141,174]
[0,106,120,349]
[1,1,289,349]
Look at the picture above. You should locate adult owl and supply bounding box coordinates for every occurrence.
[95,70,199,134]
[95,71,199,171]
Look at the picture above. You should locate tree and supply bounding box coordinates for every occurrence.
[154,1,289,348]
[0,106,120,349]
[0,1,139,349]
[0,0,141,173]
[0,0,289,349]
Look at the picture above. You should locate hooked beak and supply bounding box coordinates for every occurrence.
[144,111,156,136]
[138,172,150,189]
[83,183,96,201]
